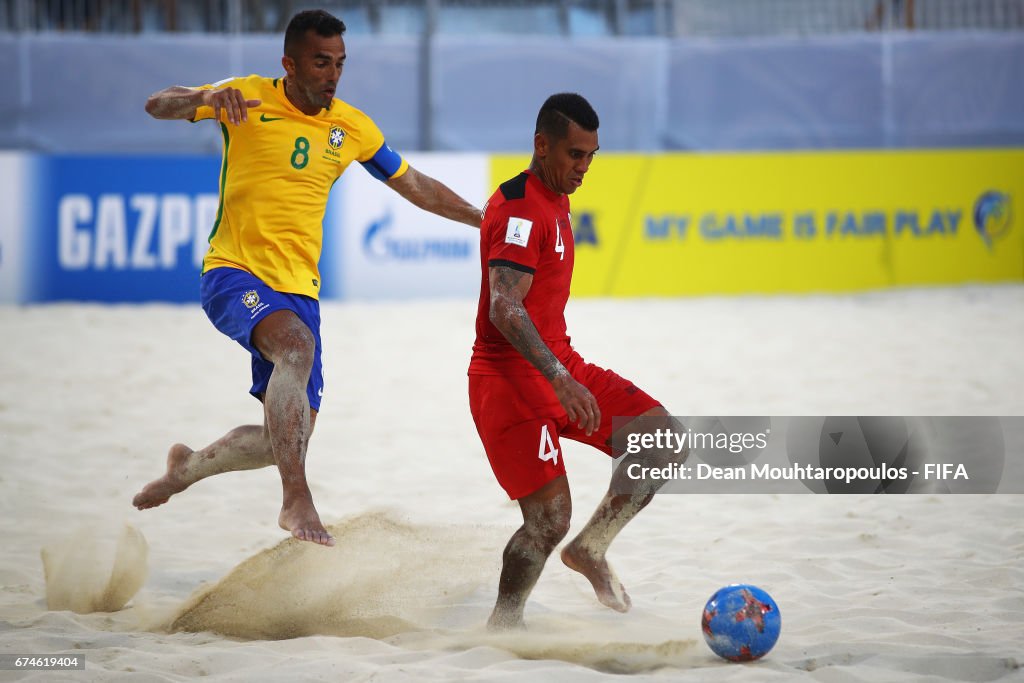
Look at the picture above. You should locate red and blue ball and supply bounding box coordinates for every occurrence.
[701,584,781,661]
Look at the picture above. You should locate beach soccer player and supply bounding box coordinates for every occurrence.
[133,9,481,546]
[468,93,687,628]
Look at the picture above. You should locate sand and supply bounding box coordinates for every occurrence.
[1,286,1022,681]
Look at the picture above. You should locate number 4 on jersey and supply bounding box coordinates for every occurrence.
[538,424,560,465]
[554,220,565,261]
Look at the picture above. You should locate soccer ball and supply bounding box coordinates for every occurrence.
[701,584,781,661]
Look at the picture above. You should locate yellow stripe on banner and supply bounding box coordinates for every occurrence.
[491,149,1024,297]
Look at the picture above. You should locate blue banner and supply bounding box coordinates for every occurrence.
[29,155,221,302]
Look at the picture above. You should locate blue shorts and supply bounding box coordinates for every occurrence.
[200,267,324,411]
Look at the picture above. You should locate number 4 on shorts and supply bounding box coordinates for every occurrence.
[538,424,559,465]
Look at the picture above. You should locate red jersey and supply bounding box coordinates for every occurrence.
[470,170,575,376]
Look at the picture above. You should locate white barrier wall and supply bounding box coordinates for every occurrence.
[328,154,487,301]
[0,153,31,303]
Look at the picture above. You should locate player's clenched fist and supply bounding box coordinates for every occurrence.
[204,87,261,125]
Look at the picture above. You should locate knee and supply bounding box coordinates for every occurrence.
[258,317,315,371]
[279,325,315,369]
[634,407,679,435]
[528,512,571,553]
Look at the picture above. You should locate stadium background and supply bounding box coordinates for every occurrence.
[0,0,1021,303]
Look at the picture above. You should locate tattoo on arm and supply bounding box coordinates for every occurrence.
[488,266,568,381]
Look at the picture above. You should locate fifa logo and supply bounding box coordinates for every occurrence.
[973,191,1011,250]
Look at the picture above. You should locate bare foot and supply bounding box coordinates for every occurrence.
[132,444,194,510]
[560,541,632,612]
[278,498,335,547]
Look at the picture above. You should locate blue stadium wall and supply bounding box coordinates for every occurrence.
[1,32,1022,303]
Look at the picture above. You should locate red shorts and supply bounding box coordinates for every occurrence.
[468,351,661,500]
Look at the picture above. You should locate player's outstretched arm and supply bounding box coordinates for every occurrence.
[387,166,483,229]
[145,86,261,125]
[488,265,601,434]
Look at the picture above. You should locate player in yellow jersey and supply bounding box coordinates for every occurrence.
[132,10,482,546]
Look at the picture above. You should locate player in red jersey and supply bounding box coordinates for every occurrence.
[469,93,687,629]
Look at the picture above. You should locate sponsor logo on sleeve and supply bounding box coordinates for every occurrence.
[505,217,532,247]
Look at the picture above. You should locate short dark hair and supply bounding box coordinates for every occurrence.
[284,10,346,57]
[535,93,599,141]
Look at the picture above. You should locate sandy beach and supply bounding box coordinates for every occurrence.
[1,286,1022,681]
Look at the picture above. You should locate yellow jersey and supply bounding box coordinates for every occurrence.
[192,74,409,298]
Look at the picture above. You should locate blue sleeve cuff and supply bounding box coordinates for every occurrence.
[360,141,404,181]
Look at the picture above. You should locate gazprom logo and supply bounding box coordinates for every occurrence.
[973,191,1011,249]
[362,210,472,261]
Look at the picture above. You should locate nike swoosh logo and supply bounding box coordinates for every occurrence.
[259,114,284,122]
